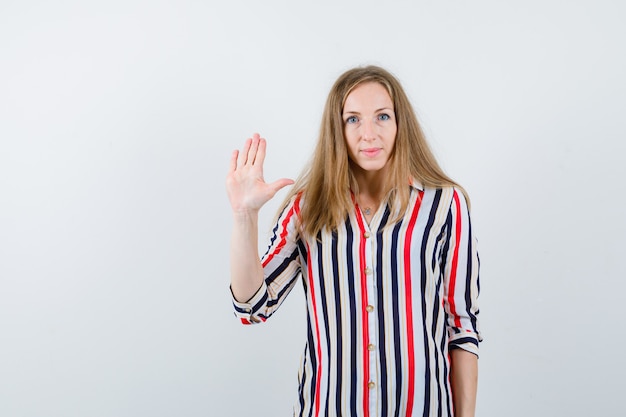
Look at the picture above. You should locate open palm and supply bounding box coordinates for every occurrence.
[226,133,294,213]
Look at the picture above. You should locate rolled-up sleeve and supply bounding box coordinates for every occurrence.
[231,196,303,325]
[442,189,482,356]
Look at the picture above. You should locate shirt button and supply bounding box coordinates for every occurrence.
[365,267,372,275]
[366,305,374,313]
[368,344,376,351]
[364,232,371,238]
[368,381,376,389]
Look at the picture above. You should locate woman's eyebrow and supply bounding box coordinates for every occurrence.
[343,107,393,115]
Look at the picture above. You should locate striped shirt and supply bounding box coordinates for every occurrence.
[232,182,481,417]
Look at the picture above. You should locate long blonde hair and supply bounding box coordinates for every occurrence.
[285,65,465,238]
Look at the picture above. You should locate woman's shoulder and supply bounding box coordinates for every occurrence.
[410,179,459,194]
[276,191,304,216]
[416,182,470,210]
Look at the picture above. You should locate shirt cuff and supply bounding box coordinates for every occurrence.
[449,331,482,357]
[231,281,268,325]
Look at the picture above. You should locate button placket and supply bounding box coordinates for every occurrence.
[363,227,378,404]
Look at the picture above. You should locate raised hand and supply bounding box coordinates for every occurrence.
[226,133,294,214]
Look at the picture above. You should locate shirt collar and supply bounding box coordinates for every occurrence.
[409,177,424,191]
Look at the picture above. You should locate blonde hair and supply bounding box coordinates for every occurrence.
[285,65,465,238]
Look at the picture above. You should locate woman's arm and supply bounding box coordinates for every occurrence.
[229,209,264,302]
[226,134,294,302]
[441,188,482,415]
[450,349,478,417]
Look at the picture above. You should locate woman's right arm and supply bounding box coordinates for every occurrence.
[226,134,294,302]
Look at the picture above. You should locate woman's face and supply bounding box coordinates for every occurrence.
[342,82,397,177]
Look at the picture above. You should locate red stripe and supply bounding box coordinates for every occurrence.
[240,317,265,324]
[403,190,423,417]
[354,206,370,417]
[306,242,323,417]
[283,197,322,414]
[293,196,320,415]
[448,191,462,328]
[261,195,301,268]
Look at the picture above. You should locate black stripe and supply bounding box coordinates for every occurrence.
[344,216,358,413]
[306,311,316,417]
[420,189,442,417]
[302,314,318,417]
[432,221,448,271]
[440,210,453,283]
[433,241,453,417]
[297,238,308,268]
[232,304,253,314]
[465,219,479,333]
[477,252,481,293]
[449,338,479,349]
[267,274,300,308]
[315,235,332,417]
[376,206,391,416]
[263,203,291,258]
[331,229,343,415]
[297,345,307,416]
[298,238,308,295]
[390,219,403,417]
[250,291,269,314]
[266,249,300,285]
[431,276,443,417]
[441,327,453,417]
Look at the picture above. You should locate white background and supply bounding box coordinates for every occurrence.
[1,1,625,416]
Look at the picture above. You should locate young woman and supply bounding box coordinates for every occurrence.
[226,66,481,417]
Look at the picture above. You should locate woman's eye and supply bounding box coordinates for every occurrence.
[346,116,358,124]
[378,113,390,121]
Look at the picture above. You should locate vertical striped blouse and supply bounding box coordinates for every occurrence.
[232,182,481,417]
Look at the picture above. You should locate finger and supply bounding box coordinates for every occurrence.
[253,138,267,167]
[268,178,295,194]
[237,138,252,167]
[246,134,260,166]
[228,150,238,174]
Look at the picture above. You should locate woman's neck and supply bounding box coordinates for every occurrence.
[353,168,392,209]
[353,168,390,197]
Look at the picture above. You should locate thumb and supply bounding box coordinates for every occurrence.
[268,178,295,194]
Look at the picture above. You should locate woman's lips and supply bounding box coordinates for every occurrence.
[361,148,381,157]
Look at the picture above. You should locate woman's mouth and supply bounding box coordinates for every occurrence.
[361,148,381,157]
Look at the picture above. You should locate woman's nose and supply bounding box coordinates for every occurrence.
[361,119,376,140]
